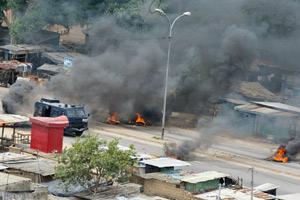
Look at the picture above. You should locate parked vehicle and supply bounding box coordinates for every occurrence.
[34,98,89,136]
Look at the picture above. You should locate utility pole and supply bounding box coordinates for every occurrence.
[251,167,254,200]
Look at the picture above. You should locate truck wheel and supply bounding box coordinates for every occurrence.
[75,131,83,136]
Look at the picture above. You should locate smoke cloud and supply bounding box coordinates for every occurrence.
[3,0,300,158]
[1,80,44,115]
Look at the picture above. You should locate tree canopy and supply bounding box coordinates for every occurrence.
[54,134,136,195]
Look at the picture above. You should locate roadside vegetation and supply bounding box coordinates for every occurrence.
[54,134,136,195]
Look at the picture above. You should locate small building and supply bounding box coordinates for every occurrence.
[234,102,300,141]
[140,158,190,174]
[181,171,229,193]
[135,170,232,200]
[254,183,279,196]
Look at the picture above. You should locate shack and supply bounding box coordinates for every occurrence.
[234,103,299,141]
[181,171,229,193]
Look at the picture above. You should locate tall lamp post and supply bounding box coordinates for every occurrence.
[155,8,191,139]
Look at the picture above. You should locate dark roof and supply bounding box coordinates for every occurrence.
[234,82,281,101]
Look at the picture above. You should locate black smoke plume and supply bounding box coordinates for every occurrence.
[2,81,41,114]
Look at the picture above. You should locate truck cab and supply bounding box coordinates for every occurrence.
[34,98,88,136]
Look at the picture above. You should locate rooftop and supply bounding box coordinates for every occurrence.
[181,171,229,184]
[254,183,279,192]
[253,101,300,115]
[0,114,29,124]
[140,158,190,168]
[234,104,298,117]
[37,63,66,75]
[4,160,57,176]
[42,52,83,65]
[234,82,280,101]
[0,44,55,54]
[195,187,276,200]
[138,171,195,184]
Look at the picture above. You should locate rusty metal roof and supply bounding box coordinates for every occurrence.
[0,63,16,70]
[181,171,229,184]
[0,114,29,124]
[234,104,298,117]
[253,101,300,114]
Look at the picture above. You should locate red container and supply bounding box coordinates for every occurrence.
[30,116,69,153]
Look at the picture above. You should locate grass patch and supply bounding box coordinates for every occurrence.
[153,136,162,140]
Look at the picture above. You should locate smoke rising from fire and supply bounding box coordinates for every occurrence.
[3,0,300,158]
[1,81,44,115]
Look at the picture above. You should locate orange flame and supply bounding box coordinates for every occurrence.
[268,146,288,163]
[129,113,147,126]
[165,154,178,160]
[136,113,146,126]
[107,112,120,124]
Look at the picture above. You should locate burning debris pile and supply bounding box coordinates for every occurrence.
[267,139,300,163]
[107,111,120,125]
[106,112,152,126]
[267,145,288,163]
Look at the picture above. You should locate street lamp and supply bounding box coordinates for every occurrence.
[155,8,191,139]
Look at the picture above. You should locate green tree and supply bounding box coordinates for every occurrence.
[54,134,136,195]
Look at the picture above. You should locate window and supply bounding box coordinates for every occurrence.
[52,110,59,117]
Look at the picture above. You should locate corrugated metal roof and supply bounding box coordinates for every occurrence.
[253,101,300,114]
[0,114,29,124]
[195,187,276,200]
[140,158,190,168]
[42,52,82,65]
[0,152,33,162]
[181,171,228,184]
[0,44,54,54]
[37,64,65,74]
[254,183,279,192]
[276,193,300,200]
[234,104,298,117]
[4,160,57,176]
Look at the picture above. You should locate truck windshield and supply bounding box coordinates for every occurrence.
[66,109,86,117]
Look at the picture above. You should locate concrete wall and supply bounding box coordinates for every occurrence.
[0,183,48,200]
[144,179,185,200]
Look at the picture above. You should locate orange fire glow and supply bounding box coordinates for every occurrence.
[165,154,178,160]
[107,112,120,124]
[129,113,147,126]
[268,146,288,163]
[136,113,146,126]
